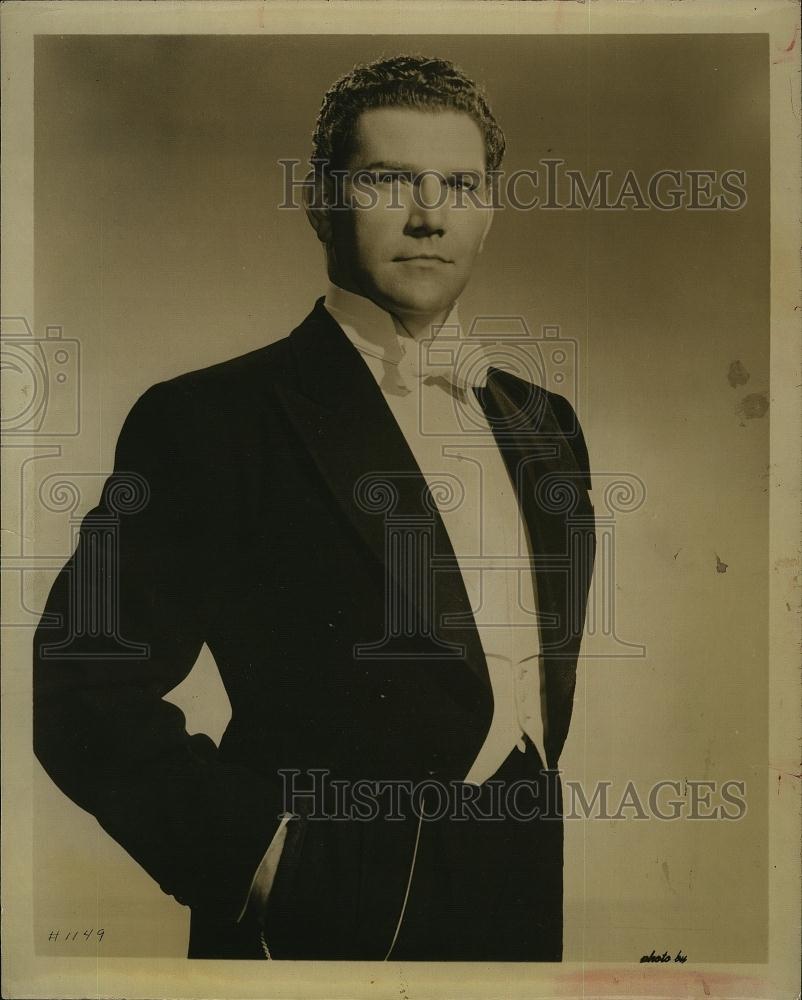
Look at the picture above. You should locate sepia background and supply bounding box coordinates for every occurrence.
[30,33,769,962]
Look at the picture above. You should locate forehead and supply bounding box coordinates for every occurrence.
[348,106,487,173]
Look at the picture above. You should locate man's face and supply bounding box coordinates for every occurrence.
[327,106,493,324]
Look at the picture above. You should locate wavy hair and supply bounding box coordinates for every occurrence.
[311,54,506,175]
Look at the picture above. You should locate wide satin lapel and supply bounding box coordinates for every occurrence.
[477,368,596,765]
[477,368,596,660]
[275,301,490,695]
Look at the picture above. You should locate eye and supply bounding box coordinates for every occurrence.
[367,170,412,186]
[449,173,481,192]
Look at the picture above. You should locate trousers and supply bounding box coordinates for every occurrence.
[188,738,563,961]
[387,739,564,962]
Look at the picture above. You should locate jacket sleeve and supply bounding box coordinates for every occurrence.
[33,381,281,922]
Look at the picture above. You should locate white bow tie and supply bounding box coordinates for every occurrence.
[391,339,488,397]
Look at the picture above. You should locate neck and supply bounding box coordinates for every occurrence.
[391,308,451,341]
[328,274,452,341]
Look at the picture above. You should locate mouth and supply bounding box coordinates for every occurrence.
[393,255,454,264]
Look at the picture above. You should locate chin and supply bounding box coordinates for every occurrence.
[380,283,456,318]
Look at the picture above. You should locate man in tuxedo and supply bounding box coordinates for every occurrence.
[33,54,595,962]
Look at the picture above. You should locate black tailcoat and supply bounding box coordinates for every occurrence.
[33,300,595,959]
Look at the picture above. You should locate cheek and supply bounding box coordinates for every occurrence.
[455,212,490,257]
[349,213,394,268]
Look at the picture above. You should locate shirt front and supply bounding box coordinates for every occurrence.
[324,282,547,782]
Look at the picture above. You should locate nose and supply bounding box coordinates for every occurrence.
[404,171,448,238]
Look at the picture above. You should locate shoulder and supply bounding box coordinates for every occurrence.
[110,326,305,475]
[544,388,592,486]
[493,368,592,483]
[122,321,304,435]
[149,334,295,406]
[545,388,585,440]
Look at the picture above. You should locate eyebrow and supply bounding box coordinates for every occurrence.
[359,161,414,172]
[357,160,486,177]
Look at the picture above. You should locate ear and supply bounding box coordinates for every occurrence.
[303,170,332,245]
[477,207,494,254]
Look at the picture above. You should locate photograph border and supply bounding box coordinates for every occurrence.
[2,2,800,998]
